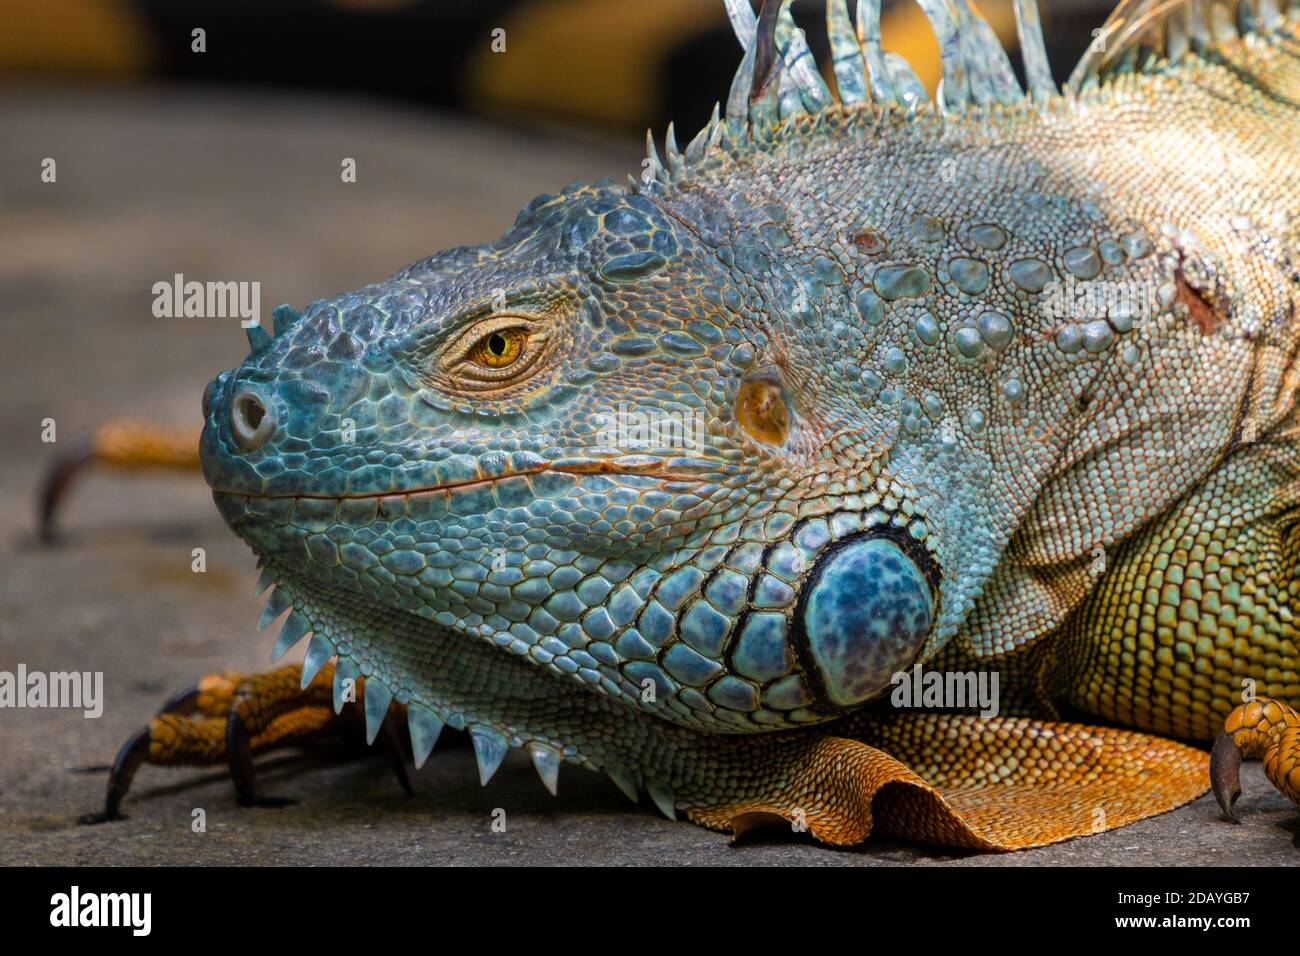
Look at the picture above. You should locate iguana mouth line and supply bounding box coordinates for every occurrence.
[211,458,715,501]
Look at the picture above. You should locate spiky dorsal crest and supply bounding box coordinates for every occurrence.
[633,0,1299,194]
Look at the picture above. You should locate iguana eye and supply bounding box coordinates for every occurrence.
[468,328,528,370]
[441,317,550,390]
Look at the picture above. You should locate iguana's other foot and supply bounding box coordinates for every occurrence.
[79,662,410,823]
[1211,698,1300,823]
[39,419,201,542]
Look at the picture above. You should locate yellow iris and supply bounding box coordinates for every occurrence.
[468,328,527,370]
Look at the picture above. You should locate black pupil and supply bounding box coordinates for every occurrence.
[488,333,506,356]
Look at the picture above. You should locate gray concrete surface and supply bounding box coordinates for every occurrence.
[0,86,1295,866]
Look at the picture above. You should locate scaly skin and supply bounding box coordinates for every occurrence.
[66,0,1300,848]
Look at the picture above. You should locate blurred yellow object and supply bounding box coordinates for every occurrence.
[0,0,152,73]
[468,0,724,128]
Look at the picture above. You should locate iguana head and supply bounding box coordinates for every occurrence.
[200,170,942,733]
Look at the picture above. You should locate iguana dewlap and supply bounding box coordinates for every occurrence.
[63,0,1300,850]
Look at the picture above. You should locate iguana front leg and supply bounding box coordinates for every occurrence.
[689,711,1209,849]
[1050,411,1300,828]
[81,662,412,822]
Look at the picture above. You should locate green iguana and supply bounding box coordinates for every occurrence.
[47,0,1300,850]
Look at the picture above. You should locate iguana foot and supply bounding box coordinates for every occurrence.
[79,662,411,823]
[1210,698,1300,823]
[39,419,200,542]
[687,711,1211,850]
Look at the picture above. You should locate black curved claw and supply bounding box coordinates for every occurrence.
[37,434,95,544]
[1210,731,1243,823]
[225,700,292,808]
[749,0,784,104]
[78,726,151,824]
[224,706,299,809]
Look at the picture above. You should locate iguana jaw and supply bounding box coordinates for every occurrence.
[213,457,942,734]
[242,552,960,842]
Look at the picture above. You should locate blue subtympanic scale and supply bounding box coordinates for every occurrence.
[801,536,933,708]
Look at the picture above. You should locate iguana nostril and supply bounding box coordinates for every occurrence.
[799,535,934,708]
[230,387,275,451]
